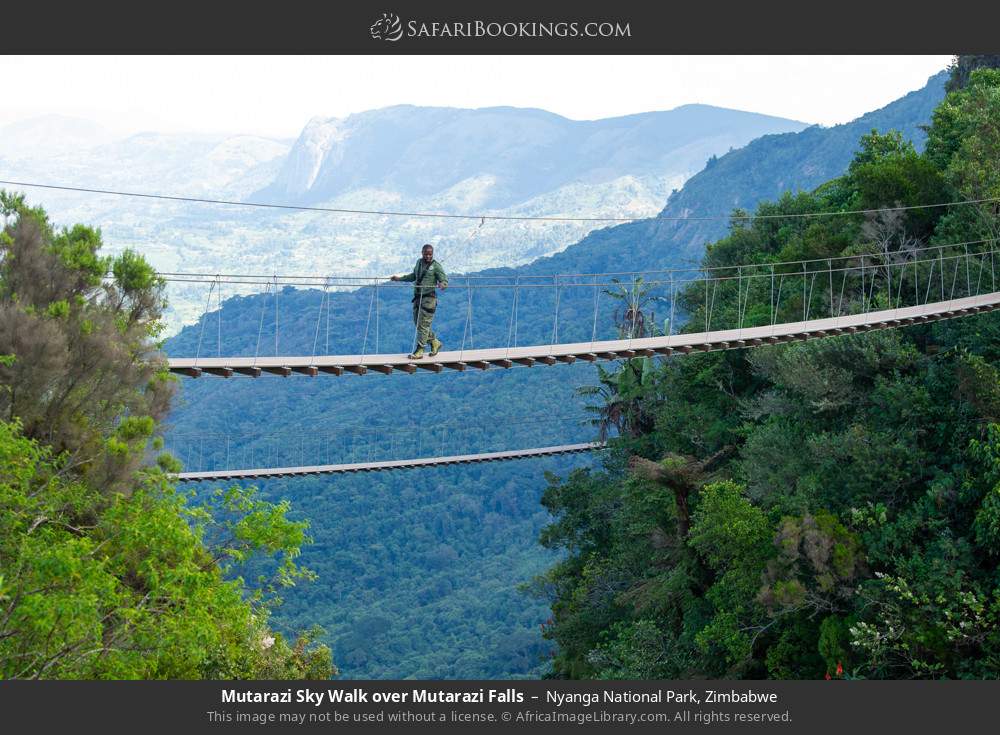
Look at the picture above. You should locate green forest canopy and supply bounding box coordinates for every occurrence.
[0,192,334,679]
[534,68,1000,680]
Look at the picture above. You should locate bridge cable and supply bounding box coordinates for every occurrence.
[590,275,600,347]
[252,279,272,369]
[5,178,1000,223]
[194,277,217,368]
[217,275,223,357]
[551,275,561,346]
[311,279,330,358]
[361,283,376,360]
[151,236,999,287]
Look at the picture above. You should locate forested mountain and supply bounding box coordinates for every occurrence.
[536,65,1000,680]
[230,458,590,678]
[498,69,949,280]
[163,69,952,679]
[649,69,949,258]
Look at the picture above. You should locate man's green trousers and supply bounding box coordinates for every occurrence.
[412,294,437,348]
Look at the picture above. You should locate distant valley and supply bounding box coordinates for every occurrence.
[161,69,950,679]
[0,105,807,328]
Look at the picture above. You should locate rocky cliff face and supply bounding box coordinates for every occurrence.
[253,104,808,209]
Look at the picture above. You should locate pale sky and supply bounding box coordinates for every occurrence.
[0,55,952,139]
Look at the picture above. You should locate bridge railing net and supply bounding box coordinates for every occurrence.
[163,240,998,360]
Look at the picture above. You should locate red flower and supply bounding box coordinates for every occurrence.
[836,662,844,676]
[824,671,831,681]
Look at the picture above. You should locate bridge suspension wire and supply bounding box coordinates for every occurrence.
[312,278,331,358]
[362,282,376,359]
[5,178,1000,224]
[274,275,280,356]
[193,276,217,367]
[153,236,999,288]
[460,281,474,357]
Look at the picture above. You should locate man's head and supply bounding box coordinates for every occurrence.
[421,244,434,263]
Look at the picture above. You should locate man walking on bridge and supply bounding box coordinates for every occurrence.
[391,244,448,359]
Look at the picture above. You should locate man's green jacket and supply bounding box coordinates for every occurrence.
[399,258,447,299]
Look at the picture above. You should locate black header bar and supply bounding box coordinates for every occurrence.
[4,0,1000,54]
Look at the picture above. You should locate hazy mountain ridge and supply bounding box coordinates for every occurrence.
[649,69,951,259]
[486,69,951,280]
[0,114,123,158]
[1,104,808,329]
[1,129,292,201]
[256,103,808,209]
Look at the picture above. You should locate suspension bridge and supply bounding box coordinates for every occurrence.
[174,442,603,482]
[168,292,1000,377]
[12,178,994,482]
[166,241,1000,378]
[6,180,999,384]
[166,241,1000,482]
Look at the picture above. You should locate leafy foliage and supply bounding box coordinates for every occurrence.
[535,70,1000,680]
[0,199,333,679]
[0,419,333,679]
[0,194,172,495]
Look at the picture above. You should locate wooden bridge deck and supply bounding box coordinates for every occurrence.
[167,292,1000,378]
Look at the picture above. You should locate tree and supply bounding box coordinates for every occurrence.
[578,359,658,442]
[687,481,773,673]
[0,420,335,679]
[629,446,735,540]
[848,130,949,243]
[535,67,1000,681]
[945,54,1000,93]
[603,276,669,339]
[0,194,335,679]
[0,192,173,495]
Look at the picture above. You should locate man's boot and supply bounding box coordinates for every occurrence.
[408,346,425,360]
[429,338,442,357]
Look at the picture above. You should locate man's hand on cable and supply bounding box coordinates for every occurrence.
[438,283,447,290]
[390,275,400,281]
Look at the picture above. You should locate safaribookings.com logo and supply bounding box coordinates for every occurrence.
[369,13,631,42]
[370,13,404,41]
